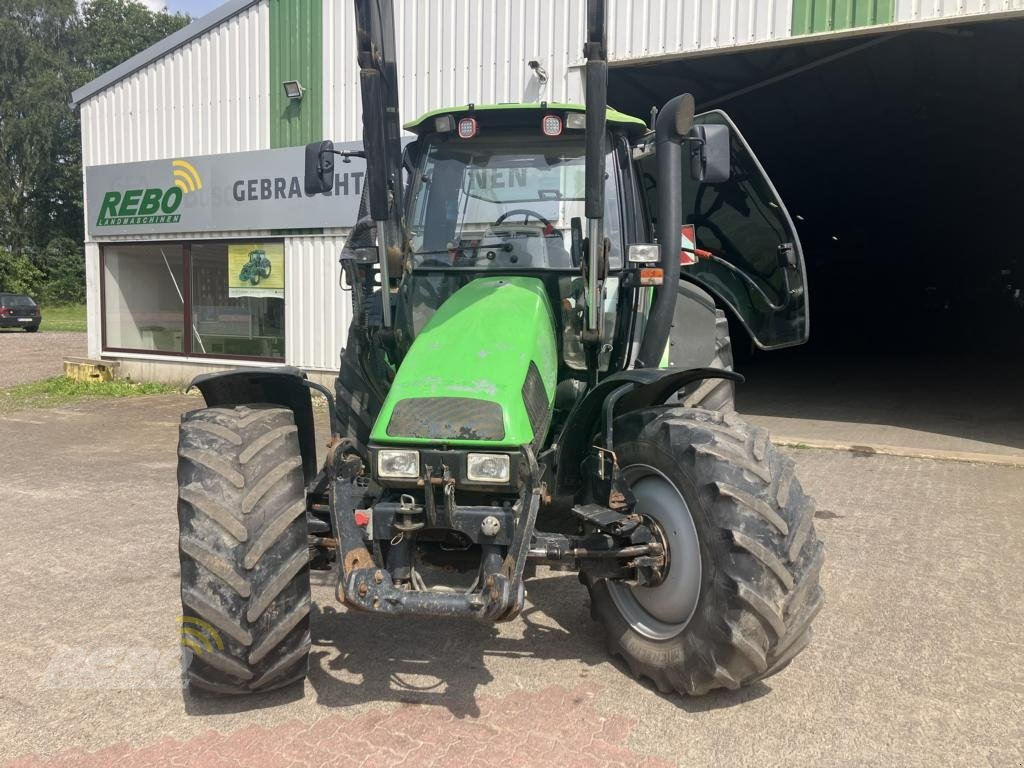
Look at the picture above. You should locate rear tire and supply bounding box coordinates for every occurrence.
[25,325,39,333]
[678,309,735,412]
[584,407,824,695]
[177,404,311,695]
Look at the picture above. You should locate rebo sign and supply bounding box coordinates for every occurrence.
[85,142,366,237]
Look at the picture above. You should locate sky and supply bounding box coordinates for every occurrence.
[139,0,224,17]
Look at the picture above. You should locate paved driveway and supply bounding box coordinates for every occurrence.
[0,332,86,387]
[0,395,1022,767]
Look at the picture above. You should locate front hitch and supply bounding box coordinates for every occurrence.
[329,448,542,622]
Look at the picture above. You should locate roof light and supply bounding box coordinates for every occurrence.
[434,115,455,133]
[541,114,563,137]
[457,117,478,139]
[565,112,586,130]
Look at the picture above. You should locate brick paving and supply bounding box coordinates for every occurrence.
[6,684,670,768]
[1,395,1022,767]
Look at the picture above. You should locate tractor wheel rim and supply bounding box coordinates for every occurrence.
[607,464,702,640]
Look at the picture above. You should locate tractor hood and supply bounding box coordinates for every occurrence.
[371,276,557,448]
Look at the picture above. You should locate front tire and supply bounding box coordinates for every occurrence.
[177,405,311,694]
[584,407,824,695]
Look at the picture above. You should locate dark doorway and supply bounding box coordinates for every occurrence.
[610,17,1024,454]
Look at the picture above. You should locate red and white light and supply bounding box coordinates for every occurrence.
[541,114,563,137]
[457,117,478,139]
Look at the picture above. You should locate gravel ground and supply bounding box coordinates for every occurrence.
[0,395,1022,767]
[0,331,86,387]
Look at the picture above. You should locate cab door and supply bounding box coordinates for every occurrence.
[680,110,809,349]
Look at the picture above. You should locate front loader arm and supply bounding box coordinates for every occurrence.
[354,0,405,326]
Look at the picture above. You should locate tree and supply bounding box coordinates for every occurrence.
[79,0,189,79]
[0,0,80,260]
[0,0,188,300]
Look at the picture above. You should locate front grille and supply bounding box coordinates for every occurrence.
[387,397,505,441]
[522,362,549,444]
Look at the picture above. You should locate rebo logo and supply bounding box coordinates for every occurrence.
[96,159,202,227]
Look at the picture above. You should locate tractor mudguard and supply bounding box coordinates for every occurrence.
[189,367,319,485]
[554,366,744,487]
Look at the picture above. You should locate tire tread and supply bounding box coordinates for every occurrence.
[177,405,310,695]
[585,406,824,696]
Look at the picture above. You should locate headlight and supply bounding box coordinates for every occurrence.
[466,453,510,483]
[377,449,419,479]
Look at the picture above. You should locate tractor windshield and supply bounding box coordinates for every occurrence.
[408,135,621,270]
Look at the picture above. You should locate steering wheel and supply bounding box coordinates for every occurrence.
[493,208,553,229]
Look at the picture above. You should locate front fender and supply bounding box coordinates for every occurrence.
[189,366,319,485]
[553,367,744,489]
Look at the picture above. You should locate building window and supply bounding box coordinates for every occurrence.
[101,241,285,361]
[103,244,186,352]
[191,243,285,358]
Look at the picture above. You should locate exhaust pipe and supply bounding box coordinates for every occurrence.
[634,94,696,369]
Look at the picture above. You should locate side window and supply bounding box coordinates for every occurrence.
[682,110,809,349]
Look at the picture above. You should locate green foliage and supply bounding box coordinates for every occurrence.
[0,375,182,413]
[80,0,190,77]
[34,236,86,303]
[0,246,43,294]
[0,0,189,302]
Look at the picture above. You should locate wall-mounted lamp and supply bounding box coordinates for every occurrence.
[282,80,305,101]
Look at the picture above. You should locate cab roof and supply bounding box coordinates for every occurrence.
[404,102,649,138]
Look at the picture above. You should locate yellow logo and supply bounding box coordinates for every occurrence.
[172,159,203,194]
[177,616,223,654]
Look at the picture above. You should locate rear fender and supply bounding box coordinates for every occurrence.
[554,367,744,488]
[189,367,319,485]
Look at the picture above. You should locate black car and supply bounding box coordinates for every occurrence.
[0,293,41,332]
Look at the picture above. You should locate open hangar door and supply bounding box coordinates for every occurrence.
[609,17,1024,455]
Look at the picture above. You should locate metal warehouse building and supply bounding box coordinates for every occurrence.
[73,0,1024,399]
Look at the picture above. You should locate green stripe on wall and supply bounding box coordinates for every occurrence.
[792,0,894,35]
[269,0,323,148]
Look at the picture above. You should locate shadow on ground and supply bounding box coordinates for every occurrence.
[739,349,1024,450]
[183,571,772,718]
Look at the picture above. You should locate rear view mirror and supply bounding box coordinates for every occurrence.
[687,124,730,183]
[304,140,335,195]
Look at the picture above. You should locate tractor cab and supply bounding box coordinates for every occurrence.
[397,104,644,374]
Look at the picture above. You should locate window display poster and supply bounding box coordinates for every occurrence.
[228,243,285,299]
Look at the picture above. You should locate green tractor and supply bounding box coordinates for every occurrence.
[176,0,823,697]
[238,248,272,286]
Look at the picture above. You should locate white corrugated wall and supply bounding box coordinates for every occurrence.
[283,234,350,371]
[324,0,587,140]
[606,0,793,60]
[896,0,1024,21]
[79,0,270,168]
[322,0,800,139]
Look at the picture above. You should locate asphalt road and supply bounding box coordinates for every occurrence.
[1,395,1022,767]
[0,332,86,388]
